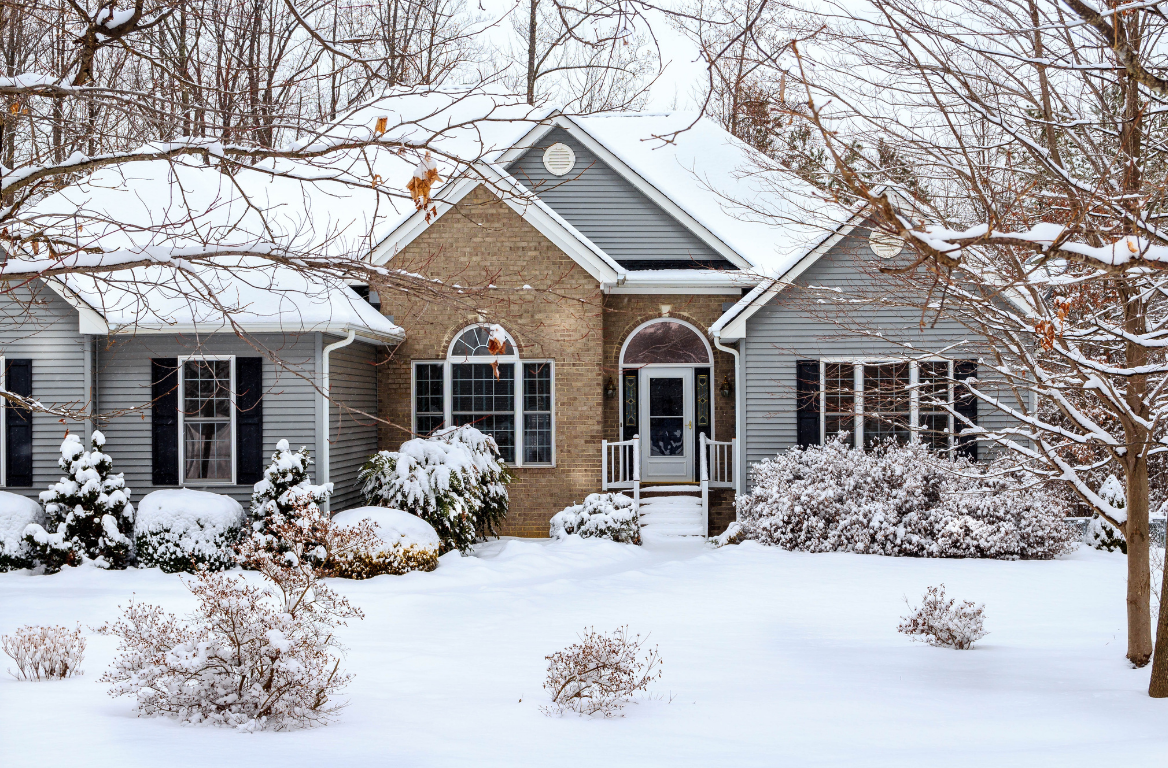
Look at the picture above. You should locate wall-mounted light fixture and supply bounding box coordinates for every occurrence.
[605,377,617,399]
[720,374,734,399]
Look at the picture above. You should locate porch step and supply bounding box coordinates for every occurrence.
[639,484,702,496]
[639,494,705,537]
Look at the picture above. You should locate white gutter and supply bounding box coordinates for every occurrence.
[320,329,356,512]
[712,329,744,516]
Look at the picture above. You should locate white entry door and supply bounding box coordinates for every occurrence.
[639,368,693,482]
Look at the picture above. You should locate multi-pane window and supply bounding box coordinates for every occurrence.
[416,326,554,466]
[414,363,445,435]
[182,359,233,481]
[452,363,516,462]
[523,362,553,463]
[816,360,976,457]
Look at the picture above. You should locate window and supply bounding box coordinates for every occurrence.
[816,359,977,457]
[181,358,234,482]
[412,325,554,466]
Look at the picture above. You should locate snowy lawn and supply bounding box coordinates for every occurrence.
[1,538,1164,767]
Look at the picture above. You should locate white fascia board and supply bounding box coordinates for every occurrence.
[42,278,110,334]
[551,115,755,272]
[610,272,758,295]
[714,209,871,340]
[608,284,744,295]
[108,322,403,345]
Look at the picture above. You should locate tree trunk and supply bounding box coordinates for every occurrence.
[1125,457,1153,667]
[527,0,538,105]
[1151,555,1168,695]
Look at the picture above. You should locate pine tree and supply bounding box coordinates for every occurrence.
[249,440,331,545]
[25,431,134,572]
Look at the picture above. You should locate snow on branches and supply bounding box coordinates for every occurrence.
[542,627,662,717]
[550,493,641,544]
[249,440,331,549]
[899,585,987,650]
[2,624,86,680]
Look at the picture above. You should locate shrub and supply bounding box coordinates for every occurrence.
[134,490,245,573]
[550,493,641,544]
[898,584,987,650]
[24,431,134,572]
[249,440,331,547]
[0,491,45,571]
[736,436,1078,560]
[359,426,511,554]
[711,521,747,547]
[2,624,86,680]
[542,627,662,717]
[326,507,440,578]
[98,515,362,731]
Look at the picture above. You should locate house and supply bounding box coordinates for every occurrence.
[0,266,401,511]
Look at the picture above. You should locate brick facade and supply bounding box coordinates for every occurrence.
[378,185,738,537]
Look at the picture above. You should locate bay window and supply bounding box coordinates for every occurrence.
[412,325,554,466]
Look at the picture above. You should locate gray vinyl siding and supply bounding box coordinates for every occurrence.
[95,332,319,508]
[742,228,1019,485]
[327,336,379,511]
[0,281,88,498]
[505,127,732,269]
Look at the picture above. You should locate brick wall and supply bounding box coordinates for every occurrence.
[378,185,740,537]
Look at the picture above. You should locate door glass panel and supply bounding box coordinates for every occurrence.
[649,378,684,457]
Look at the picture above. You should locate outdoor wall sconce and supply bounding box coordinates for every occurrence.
[605,377,617,399]
[720,374,734,399]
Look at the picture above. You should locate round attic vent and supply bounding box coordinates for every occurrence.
[869,229,906,259]
[542,142,576,176]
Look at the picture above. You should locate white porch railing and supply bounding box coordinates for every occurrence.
[700,434,737,538]
[601,434,640,509]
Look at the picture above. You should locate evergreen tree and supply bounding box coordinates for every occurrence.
[25,431,134,572]
[249,440,331,546]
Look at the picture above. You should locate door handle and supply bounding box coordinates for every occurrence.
[687,420,692,430]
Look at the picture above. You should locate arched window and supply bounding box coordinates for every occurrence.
[412,324,553,465]
[621,320,711,366]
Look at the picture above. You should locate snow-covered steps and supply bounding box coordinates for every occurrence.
[639,493,705,538]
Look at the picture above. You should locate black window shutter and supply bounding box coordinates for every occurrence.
[235,357,264,485]
[954,360,978,461]
[622,370,639,441]
[5,359,33,487]
[796,359,821,448]
[151,358,179,485]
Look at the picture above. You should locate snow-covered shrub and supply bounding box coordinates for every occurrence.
[24,431,134,572]
[248,439,331,549]
[134,490,244,573]
[550,493,640,544]
[2,624,85,680]
[711,521,746,547]
[736,436,1077,560]
[898,584,987,650]
[542,627,662,717]
[0,491,44,571]
[358,426,511,554]
[99,518,362,731]
[1084,475,1127,553]
[326,507,439,578]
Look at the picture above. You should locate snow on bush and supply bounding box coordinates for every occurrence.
[542,627,662,717]
[134,490,245,573]
[24,431,134,572]
[898,584,987,650]
[327,507,439,578]
[550,493,641,544]
[736,436,1077,560]
[358,426,510,554]
[1085,475,1127,553]
[0,491,44,571]
[248,439,331,550]
[98,511,362,731]
[2,624,86,680]
[711,521,747,547]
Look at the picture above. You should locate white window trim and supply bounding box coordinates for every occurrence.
[0,354,6,487]
[819,358,957,453]
[177,355,236,485]
[411,326,557,467]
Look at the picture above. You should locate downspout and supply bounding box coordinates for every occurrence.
[321,329,356,512]
[712,330,743,518]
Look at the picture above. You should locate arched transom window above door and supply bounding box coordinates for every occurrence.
[621,319,711,366]
[412,324,553,466]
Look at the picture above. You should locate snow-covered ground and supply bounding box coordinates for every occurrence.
[1,538,1164,767]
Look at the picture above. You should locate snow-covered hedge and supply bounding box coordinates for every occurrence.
[550,493,641,544]
[0,492,45,571]
[358,426,511,554]
[326,507,440,578]
[25,431,134,572]
[135,490,245,573]
[736,436,1077,560]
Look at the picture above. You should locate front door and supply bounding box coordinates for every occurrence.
[640,368,693,482]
